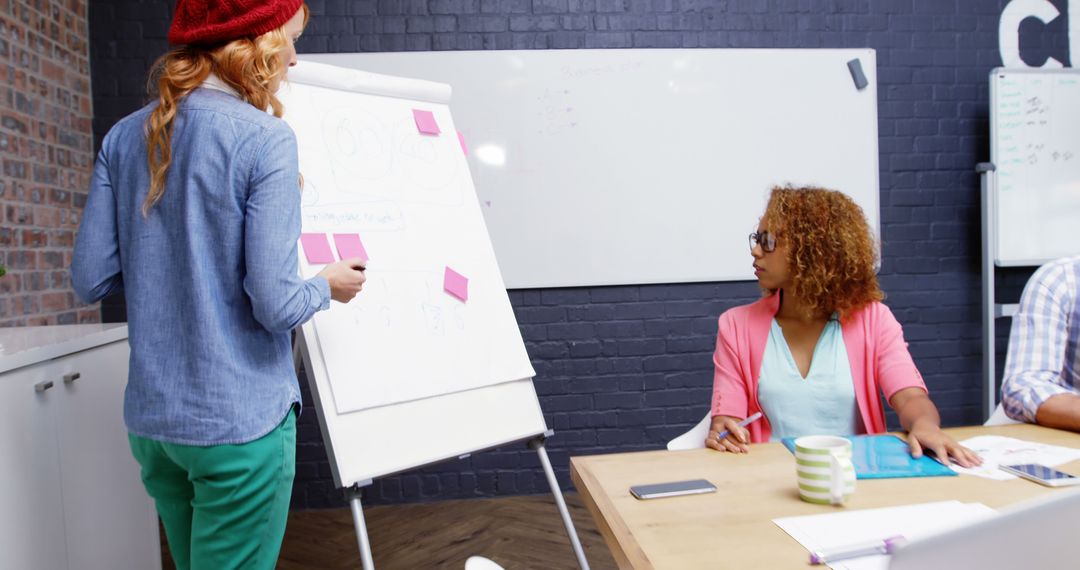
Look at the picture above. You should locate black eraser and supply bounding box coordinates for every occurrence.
[847,58,868,90]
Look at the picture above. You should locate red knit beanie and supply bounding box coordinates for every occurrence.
[168,0,304,45]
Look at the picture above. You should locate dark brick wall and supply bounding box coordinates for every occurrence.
[86,0,1069,508]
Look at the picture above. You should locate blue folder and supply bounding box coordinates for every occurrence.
[780,434,957,479]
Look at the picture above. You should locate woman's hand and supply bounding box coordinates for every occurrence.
[319,257,367,304]
[705,415,751,453]
[890,387,982,468]
[906,419,982,468]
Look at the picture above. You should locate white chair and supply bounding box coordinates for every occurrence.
[465,556,505,570]
[668,411,712,450]
[984,402,1022,426]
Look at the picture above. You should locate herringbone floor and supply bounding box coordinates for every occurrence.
[160,493,619,569]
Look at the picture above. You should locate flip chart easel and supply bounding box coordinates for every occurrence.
[281,60,589,570]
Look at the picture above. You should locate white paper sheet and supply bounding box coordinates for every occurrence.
[280,62,536,413]
[950,435,1080,480]
[774,501,997,569]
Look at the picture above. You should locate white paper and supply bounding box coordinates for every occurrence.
[950,435,1080,480]
[279,63,536,413]
[774,501,998,570]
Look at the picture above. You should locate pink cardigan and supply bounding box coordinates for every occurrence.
[711,293,927,443]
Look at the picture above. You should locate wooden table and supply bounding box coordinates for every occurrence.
[571,424,1080,569]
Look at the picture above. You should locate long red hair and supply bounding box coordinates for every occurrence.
[142,5,309,216]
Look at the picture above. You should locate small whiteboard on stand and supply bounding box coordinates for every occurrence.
[279,61,548,487]
[980,68,1080,423]
[990,68,1080,266]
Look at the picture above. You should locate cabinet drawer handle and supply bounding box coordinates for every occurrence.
[63,372,81,384]
[34,380,54,393]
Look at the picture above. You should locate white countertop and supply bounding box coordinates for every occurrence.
[0,324,129,374]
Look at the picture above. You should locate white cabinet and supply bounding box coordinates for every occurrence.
[0,325,160,570]
[0,360,69,570]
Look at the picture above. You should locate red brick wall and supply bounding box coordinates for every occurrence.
[0,0,96,326]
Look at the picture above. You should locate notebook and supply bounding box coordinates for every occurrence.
[781,434,957,479]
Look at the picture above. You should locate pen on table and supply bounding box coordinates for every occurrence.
[809,535,908,565]
[716,411,763,441]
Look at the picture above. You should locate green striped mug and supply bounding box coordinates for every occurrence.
[794,435,856,505]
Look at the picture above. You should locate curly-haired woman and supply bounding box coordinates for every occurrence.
[706,186,980,468]
[71,2,366,568]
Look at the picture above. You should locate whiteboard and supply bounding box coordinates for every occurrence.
[280,62,547,486]
[990,68,1080,266]
[304,49,881,288]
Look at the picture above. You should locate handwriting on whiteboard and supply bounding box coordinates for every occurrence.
[995,76,1079,193]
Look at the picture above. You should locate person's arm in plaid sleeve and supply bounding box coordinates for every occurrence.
[1001,261,1080,428]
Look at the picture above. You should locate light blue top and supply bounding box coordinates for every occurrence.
[71,88,329,446]
[758,317,860,441]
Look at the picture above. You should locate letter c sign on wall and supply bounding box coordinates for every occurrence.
[999,0,1075,67]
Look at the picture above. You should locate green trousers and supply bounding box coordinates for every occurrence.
[128,410,297,570]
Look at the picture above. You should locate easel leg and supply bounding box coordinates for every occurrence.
[530,438,591,570]
[346,486,376,570]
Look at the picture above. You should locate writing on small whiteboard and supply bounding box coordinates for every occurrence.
[992,71,1080,264]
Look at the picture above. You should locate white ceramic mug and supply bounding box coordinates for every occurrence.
[794,435,856,505]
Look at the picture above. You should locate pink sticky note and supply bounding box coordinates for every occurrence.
[333,233,369,262]
[443,266,469,302]
[457,131,468,155]
[413,109,441,135]
[300,233,335,264]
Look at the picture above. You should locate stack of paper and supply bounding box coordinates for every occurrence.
[773,501,997,569]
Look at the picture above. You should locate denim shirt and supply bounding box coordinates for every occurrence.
[71,88,329,445]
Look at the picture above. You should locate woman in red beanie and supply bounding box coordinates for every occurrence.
[72,2,367,568]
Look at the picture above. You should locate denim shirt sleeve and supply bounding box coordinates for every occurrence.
[243,123,330,332]
[71,137,124,303]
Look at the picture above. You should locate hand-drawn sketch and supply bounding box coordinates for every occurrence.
[279,67,534,414]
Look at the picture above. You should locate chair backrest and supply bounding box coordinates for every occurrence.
[889,488,1080,570]
[667,412,712,450]
[984,403,1022,426]
[464,556,505,570]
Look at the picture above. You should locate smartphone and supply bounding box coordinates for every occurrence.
[1000,463,1080,487]
[630,479,717,500]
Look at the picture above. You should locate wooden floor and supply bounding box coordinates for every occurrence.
[160,493,618,569]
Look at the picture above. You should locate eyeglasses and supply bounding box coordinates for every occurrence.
[748,231,777,253]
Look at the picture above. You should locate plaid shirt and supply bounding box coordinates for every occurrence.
[1001,256,1080,422]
